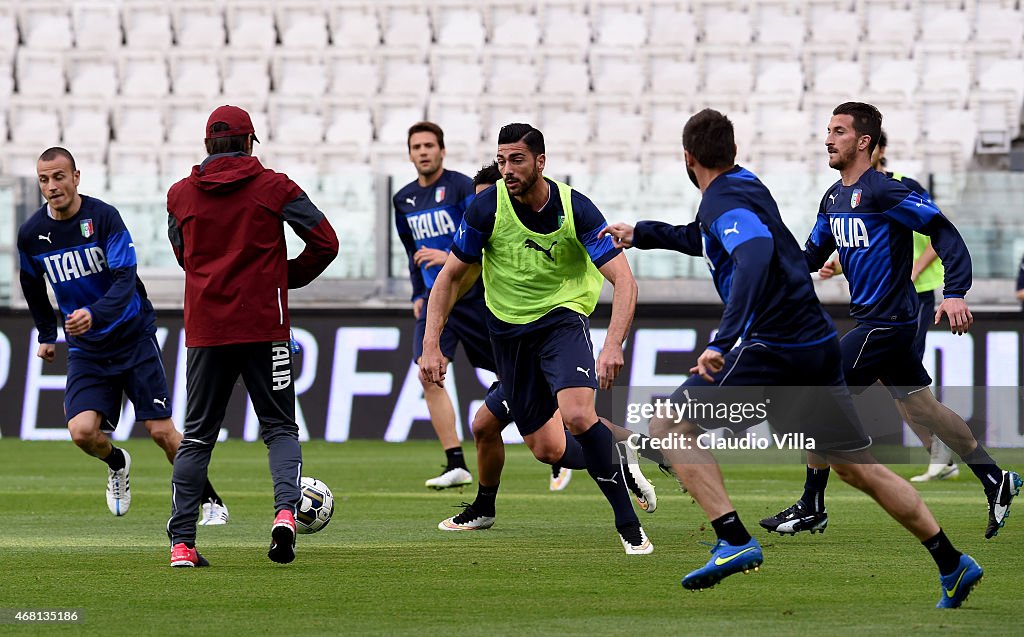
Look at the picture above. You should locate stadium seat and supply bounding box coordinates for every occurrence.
[379,56,431,101]
[590,53,645,101]
[593,6,646,48]
[649,56,699,96]
[118,51,170,98]
[323,99,374,158]
[923,109,978,164]
[268,96,324,144]
[865,60,917,106]
[482,101,538,142]
[169,52,221,98]
[484,54,539,97]
[15,49,65,97]
[8,98,61,147]
[971,7,1023,59]
[276,1,329,49]
[165,100,212,143]
[0,58,10,99]
[592,106,646,159]
[749,62,804,110]
[490,12,540,48]
[61,99,111,149]
[860,9,916,67]
[539,5,591,49]
[327,52,379,102]
[173,3,228,50]
[159,143,203,182]
[808,60,863,99]
[433,7,486,49]
[646,98,693,145]
[752,13,806,61]
[225,1,277,51]
[0,6,16,56]
[19,3,73,50]
[260,143,321,189]
[914,9,970,64]
[221,51,271,104]
[919,58,970,106]
[382,8,432,58]
[122,2,174,50]
[755,106,813,146]
[329,7,381,50]
[702,10,752,47]
[429,99,483,146]
[538,106,591,159]
[112,98,166,145]
[882,108,923,152]
[374,99,426,146]
[272,50,328,98]
[431,54,484,98]
[72,2,122,51]
[647,3,697,56]
[539,57,590,98]
[701,60,754,112]
[67,52,119,98]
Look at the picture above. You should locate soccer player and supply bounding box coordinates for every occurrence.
[165,105,338,567]
[818,129,957,482]
[760,103,1020,540]
[18,146,227,523]
[601,108,982,607]
[422,124,654,554]
[437,162,659,531]
[394,122,479,489]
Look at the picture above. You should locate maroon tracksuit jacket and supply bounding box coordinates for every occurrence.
[167,153,339,347]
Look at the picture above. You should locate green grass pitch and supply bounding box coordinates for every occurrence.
[2,439,1022,636]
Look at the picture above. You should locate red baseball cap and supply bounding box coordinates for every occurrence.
[205,105,260,142]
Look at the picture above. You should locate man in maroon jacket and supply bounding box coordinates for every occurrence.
[165,105,339,567]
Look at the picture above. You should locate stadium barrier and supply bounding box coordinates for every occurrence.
[1,306,1022,448]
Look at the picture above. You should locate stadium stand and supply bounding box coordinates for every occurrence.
[0,0,1021,283]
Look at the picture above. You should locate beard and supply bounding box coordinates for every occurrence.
[506,167,538,195]
[686,165,699,189]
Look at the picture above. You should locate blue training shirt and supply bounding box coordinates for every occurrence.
[633,166,836,353]
[393,169,475,301]
[18,195,157,356]
[804,168,972,325]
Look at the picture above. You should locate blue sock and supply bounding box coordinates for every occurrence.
[574,421,638,530]
[556,430,587,469]
[799,466,829,513]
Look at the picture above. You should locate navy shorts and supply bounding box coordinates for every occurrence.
[669,336,872,453]
[490,312,597,436]
[841,322,932,399]
[913,290,936,361]
[414,294,496,371]
[65,334,172,432]
[483,381,513,425]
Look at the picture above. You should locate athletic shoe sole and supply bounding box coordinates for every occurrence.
[268,525,296,564]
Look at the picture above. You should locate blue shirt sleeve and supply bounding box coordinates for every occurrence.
[451,187,496,264]
[878,182,972,298]
[570,191,620,267]
[393,194,426,300]
[804,208,836,272]
[17,232,58,344]
[633,220,703,255]
[706,209,774,353]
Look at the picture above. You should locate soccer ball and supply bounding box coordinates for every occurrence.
[296,476,334,534]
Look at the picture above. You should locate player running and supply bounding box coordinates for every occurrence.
[18,146,227,523]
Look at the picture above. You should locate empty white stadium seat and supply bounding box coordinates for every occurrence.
[540,6,591,49]
[276,2,329,49]
[750,62,804,109]
[67,52,119,98]
[15,49,65,97]
[0,56,12,98]
[328,53,379,101]
[329,8,381,50]
[169,52,221,98]
[225,1,277,50]
[268,97,324,144]
[484,56,538,97]
[434,8,485,49]
[19,3,73,50]
[379,57,431,101]
[72,2,122,51]
[165,101,211,143]
[590,55,645,99]
[594,8,646,48]
[61,100,111,149]
[539,58,590,97]
[323,100,374,158]
[9,98,61,147]
[118,51,169,97]
[491,12,540,47]
[649,57,699,96]
[703,11,752,46]
[221,51,271,103]
[113,98,166,145]
[122,3,174,50]
[272,51,328,98]
[382,9,432,57]
[432,56,484,97]
[0,6,16,56]
[173,3,227,50]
